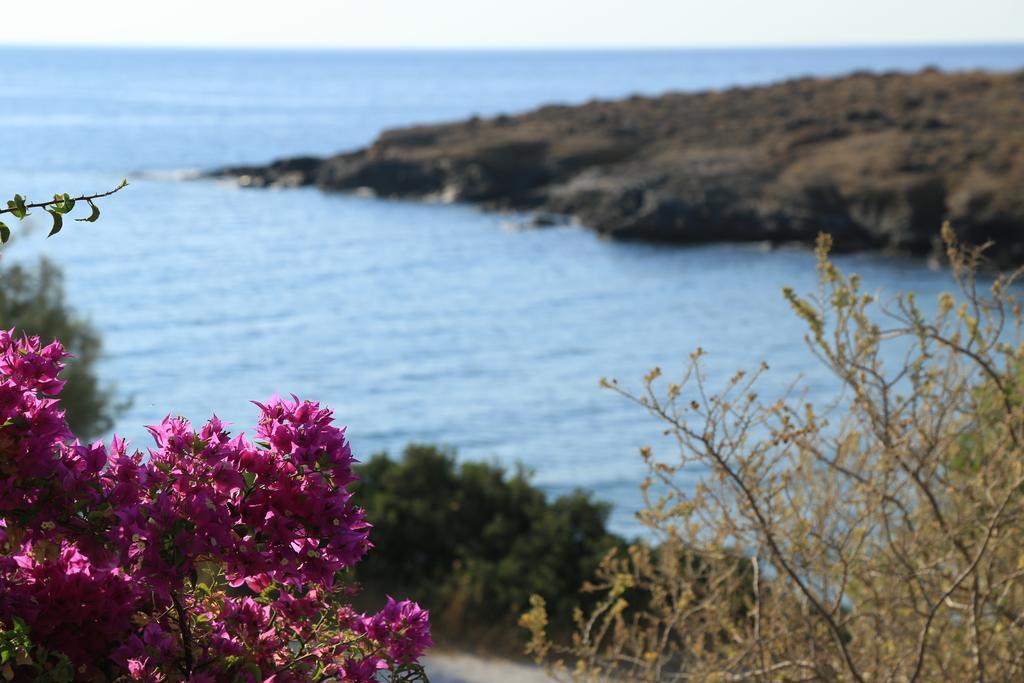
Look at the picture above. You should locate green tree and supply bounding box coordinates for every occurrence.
[0,257,120,439]
[354,444,623,653]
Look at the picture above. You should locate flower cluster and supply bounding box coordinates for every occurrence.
[0,330,432,681]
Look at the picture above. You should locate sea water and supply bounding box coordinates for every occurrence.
[1,45,1021,533]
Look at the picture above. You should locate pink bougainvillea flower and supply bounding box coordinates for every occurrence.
[0,331,430,680]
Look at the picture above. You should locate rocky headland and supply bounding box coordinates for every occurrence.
[211,68,1024,265]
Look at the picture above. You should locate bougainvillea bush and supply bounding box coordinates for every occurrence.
[0,330,431,682]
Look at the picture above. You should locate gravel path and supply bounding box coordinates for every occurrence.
[423,651,551,683]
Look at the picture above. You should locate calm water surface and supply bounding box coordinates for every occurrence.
[2,46,1022,533]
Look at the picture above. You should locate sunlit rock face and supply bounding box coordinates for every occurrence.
[211,68,1024,266]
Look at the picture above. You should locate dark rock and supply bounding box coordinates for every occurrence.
[529,212,569,228]
[316,153,446,197]
[208,155,321,188]
[208,68,1024,266]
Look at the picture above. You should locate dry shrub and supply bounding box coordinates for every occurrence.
[522,226,1024,682]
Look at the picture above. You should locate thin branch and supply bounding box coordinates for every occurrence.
[171,591,195,677]
[0,180,128,217]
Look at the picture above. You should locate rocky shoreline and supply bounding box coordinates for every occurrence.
[211,68,1024,266]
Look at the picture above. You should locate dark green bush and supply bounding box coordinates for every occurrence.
[0,257,119,438]
[353,444,623,653]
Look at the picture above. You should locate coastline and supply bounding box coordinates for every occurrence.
[210,67,1024,266]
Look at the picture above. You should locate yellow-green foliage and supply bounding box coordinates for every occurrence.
[524,228,1024,682]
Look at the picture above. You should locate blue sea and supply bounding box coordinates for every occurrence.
[2,45,1022,534]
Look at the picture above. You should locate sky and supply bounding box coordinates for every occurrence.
[2,0,1023,49]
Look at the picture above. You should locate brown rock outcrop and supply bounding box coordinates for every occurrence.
[211,68,1024,265]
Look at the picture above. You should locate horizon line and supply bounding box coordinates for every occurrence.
[3,39,1024,52]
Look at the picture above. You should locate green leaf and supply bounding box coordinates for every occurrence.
[48,651,75,683]
[0,222,9,244]
[52,193,75,214]
[76,200,100,222]
[7,195,28,219]
[47,210,63,237]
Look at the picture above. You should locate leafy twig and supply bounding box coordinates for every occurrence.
[0,179,128,243]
